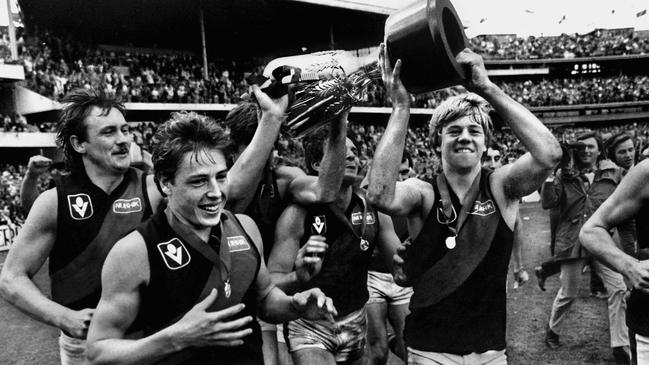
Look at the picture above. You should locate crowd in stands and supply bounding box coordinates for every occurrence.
[5,120,649,229]
[2,26,649,110]
[0,164,26,225]
[382,75,649,109]
[17,28,260,105]
[470,30,649,60]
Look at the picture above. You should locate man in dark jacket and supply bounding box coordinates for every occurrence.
[541,131,630,362]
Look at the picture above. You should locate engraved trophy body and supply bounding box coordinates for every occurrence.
[260,0,469,137]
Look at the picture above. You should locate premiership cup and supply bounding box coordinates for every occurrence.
[385,0,469,94]
[260,0,469,137]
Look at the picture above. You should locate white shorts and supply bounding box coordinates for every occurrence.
[367,270,413,306]
[286,307,367,362]
[408,347,507,365]
[59,331,86,365]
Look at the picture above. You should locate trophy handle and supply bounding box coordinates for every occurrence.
[385,0,469,94]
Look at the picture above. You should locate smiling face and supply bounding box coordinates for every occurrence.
[439,116,487,171]
[163,148,228,232]
[613,139,635,169]
[576,137,600,168]
[74,107,132,175]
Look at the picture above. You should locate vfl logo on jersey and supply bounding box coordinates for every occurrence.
[312,215,326,235]
[227,236,251,252]
[470,200,496,216]
[351,212,376,225]
[113,198,142,214]
[67,194,93,220]
[157,238,191,270]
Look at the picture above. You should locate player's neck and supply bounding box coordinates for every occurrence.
[442,163,481,204]
[334,185,353,211]
[83,162,125,195]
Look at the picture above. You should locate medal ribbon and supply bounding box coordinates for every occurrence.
[436,170,482,240]
[165,208,231,299]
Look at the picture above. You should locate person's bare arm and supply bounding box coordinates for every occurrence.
[374,212,400,272]
[227,85,288,212]
[19,155,51,213]
[0,189,94,338]
[366,45,418,216]
[289,110,348,205]
[580,160,649,294]
[267,205,326,294]
[456,49,561,200]
[236,214,336,324]
[87,232,253,365]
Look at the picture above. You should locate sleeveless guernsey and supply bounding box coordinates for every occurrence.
[404,171,514,354]
[137,209,263,365]
[244,167,285,261]
[302,191,379,317]
[51,167,151,310]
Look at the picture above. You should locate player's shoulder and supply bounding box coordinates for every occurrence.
[103,230,149,286]
[110,230,147,261]
[275,165,306,180]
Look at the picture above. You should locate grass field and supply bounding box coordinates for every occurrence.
[0,202,622,364]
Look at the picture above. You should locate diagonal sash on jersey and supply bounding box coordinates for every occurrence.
[409,170,500,309]
[155,210,247,365]
[165,208,231,312]
[50,170,146,305]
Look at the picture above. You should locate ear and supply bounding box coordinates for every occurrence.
[159,176,173,196]
[69,135,86,154]
[310,160,321,173]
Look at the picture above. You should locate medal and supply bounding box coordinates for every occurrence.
[224,280,231,298]
[360,238,370,251]
[445,236,456,250]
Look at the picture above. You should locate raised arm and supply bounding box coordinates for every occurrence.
[0,189,93,338]
[580,160,649,294]
[87,232,253,365]
[456,49,562,200]
[19,155,52,213]
[367,45,423,216]
[289,110,348,204]
[226,85,288,211]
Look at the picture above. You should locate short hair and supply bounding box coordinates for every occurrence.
[224,102,260,147]
[429,93,493,157]
[488,143,503,154]
[151,111,230,184]
[56,88,126,170]
[302,126,359,175]
[605,132,633,162]
[576,131,604,161]
[303,127,331,176]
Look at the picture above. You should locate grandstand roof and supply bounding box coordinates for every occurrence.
[19,0,387,57]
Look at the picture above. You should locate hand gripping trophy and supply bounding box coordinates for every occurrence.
[258,0,470,136]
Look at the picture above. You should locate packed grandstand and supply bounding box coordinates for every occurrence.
[1,22,649,226]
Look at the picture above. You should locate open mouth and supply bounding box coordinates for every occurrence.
[199,203,221,213]
[455,148,473,153]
